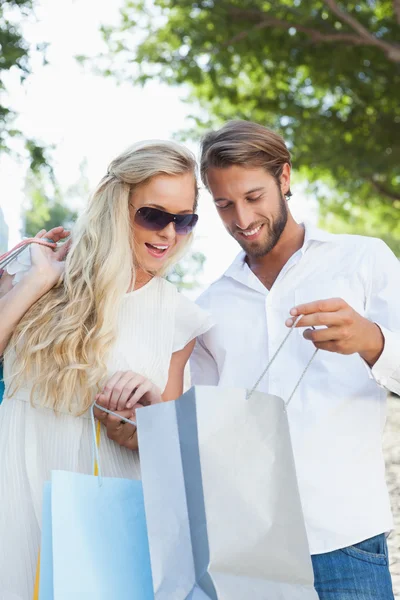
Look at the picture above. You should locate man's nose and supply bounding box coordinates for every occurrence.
[234,204,253,230]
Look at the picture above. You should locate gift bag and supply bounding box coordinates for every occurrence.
[137,319,319,599]
[36,415,154,600]
[0,360,4,405]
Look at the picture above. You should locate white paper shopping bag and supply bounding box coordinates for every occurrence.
[137,318,319,599]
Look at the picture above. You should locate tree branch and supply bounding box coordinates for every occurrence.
[227,5,400,63]
[221,14,364,49]
[393,0,400,25]
[370,178,400,202]
[323,0,380,41]
[323,0,400,61]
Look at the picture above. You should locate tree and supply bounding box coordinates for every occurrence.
[22,171,78,237]
[98,0,400,252]
[167,250,206,291]
[0,0,48,170]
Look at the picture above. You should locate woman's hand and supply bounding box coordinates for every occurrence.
[95,407,139,451]
[95,370,162,413]
[93,371,162,451]
[28,227,71,290]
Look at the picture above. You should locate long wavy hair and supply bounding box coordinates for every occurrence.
[6,140,197,414]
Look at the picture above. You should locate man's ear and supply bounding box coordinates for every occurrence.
[280,163,291,197]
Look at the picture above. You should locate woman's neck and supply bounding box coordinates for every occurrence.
[131,269,154,292]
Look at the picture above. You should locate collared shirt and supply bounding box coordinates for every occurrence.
[190,224,400,554]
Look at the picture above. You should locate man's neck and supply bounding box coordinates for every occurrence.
[246,219,305,290]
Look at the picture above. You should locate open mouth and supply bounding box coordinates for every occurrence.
[145,243,170,258]
[237,223,264,241]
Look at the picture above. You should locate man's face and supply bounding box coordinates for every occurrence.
[206,165,290,258]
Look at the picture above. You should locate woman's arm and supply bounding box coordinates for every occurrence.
[0,227,70,355]
[0,271,54,355]
[162,338,196,401]
[100,338,196,450]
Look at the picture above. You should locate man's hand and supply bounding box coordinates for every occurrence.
[286,297,384,367]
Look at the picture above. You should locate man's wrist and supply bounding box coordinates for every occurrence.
[359,321,385,367]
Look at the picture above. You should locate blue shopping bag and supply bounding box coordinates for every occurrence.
[0,361,4,404]
[39,483,54,599]
[37,413,154,600]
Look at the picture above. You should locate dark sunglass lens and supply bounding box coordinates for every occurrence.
[175,213,199,235]
[135,207,168,231]
[135,207,198,234]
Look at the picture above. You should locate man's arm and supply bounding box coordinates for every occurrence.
[287,239,400,396]
[362,239,400,395]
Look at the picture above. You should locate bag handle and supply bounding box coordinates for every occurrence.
[90,403,137,486]
[0,238,57,276]
[246,315,318,406]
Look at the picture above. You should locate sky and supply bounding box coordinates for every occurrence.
[0,0,317,297]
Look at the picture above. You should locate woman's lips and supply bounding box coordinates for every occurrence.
[145,243,170,258]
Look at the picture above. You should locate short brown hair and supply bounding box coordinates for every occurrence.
[200,120,292,196]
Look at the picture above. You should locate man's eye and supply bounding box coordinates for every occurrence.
[215,203,231,210]
[247,196,262,203]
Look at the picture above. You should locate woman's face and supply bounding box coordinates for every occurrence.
[130,171,197,273]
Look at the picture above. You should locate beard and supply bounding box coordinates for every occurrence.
[235,189,288,258]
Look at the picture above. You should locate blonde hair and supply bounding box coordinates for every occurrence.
[7,140,197,414]
[200,120,292,197]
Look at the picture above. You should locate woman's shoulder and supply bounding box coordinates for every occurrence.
[172,288,214,353]
[123,277,213,351]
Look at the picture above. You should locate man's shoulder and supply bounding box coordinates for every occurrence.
[312,227,389,254]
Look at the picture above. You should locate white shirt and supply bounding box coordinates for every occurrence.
[190,224,400,555]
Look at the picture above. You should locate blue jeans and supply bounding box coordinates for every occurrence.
[312,534,394,599]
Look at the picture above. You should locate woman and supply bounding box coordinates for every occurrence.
[0,140,212,599]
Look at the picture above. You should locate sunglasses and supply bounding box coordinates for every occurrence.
[133,206,198,235]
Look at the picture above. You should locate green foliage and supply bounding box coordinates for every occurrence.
[166,250,206,291]
[22,171,77,237]
[0,0,48,169]
[317,185,400,256]
[99,0,400,250]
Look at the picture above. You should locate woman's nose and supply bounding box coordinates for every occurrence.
[159,221,176,240]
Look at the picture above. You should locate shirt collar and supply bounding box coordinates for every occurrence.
[223,222,334,289]
[302,222,335,249]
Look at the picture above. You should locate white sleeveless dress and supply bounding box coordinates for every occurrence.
[0,255,212,600]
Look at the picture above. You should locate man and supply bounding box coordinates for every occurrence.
[190,120,400,599]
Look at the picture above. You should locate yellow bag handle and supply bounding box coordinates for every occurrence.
[33,552,41,600]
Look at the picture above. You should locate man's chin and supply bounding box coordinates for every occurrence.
[235,236,267,255]
[240,238,278,258]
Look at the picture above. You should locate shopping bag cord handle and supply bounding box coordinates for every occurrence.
[0,238,58,275]
[90,402,137,485]
[246,315,318,406]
